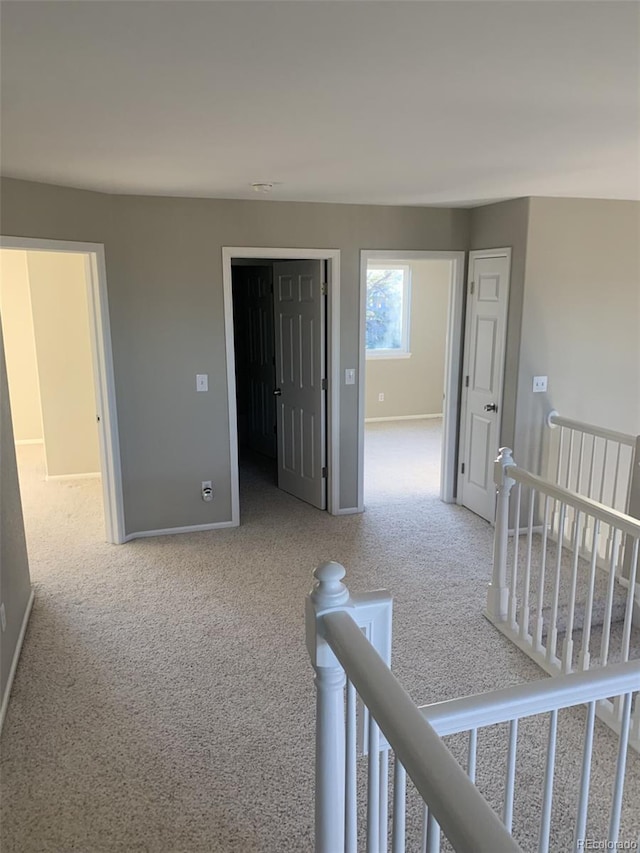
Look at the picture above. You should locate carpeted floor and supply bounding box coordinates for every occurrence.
[1,421,638,852]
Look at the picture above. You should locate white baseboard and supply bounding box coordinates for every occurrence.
[124,520,238,542]
[46,472,101,481]
[333,506,363,516]
[508,525,545,536]
[0,588,35,734]
[365,413,443,423]
[15,439,44,446]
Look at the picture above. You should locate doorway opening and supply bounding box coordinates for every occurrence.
[358,251,465,511]
[0,238,124,545]
[222,248,341,522]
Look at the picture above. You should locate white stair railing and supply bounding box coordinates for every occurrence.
[546,412,639,579]
[307,562,640,852]
[488,447,640,744]
[306,561,522,853]
[419,660,640,852]
[546,411,637,515]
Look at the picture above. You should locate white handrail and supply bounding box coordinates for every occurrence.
[547,411,636,447]
[421,660,640,736]
[509,464,640,540]
[321,608,523,853]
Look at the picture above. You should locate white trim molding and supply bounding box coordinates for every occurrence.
[365,413,442,423]
[358,250,465,512]
[0,236,125,544]
[0,588,35,733]
[124,521,237,541]
[222,247,341,520]
[46,472,101,481]
[14,439,44,446]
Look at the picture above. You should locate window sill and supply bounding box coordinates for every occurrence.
[366,351,412,360]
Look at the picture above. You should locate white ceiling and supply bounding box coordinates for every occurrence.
[1,1,638,207]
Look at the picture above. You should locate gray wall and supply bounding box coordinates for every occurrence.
[1,178,469,531]
[0,325,32,709]
[469,198,530,453]
[516,197,640,473]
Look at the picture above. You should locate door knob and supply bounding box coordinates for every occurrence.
[273,388,282,397]
[484,403,498,412]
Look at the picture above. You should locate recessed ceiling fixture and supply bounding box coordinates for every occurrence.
[250,182,274,193]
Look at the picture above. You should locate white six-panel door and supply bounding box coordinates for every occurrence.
[458,250,511,522]
[273,260,326,509]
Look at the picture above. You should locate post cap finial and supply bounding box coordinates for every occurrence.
[546,410,559,429]
[311,561,350,608]
[497,447,515,465]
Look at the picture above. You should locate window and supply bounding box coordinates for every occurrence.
[365,264,411,358]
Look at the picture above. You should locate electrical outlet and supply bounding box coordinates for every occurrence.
[201,481,213,502]
[0,603,6,632]
[533,375,548,393]
[378,392,385,402]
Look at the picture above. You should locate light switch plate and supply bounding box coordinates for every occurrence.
[196,374,208,392]
[345,368,356,385]
[533,375,548,393]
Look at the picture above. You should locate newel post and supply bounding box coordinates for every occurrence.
[305,561,350,853]
[487,447,516,622]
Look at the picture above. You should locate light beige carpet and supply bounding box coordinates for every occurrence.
[1,422,638,852]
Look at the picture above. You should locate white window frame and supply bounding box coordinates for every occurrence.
[365,262,412,359]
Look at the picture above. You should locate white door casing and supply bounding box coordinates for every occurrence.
[458,250,511,523]
[273,259,327,509]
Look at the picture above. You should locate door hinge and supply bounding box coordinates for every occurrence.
[321,378,328,390]
[461,463,465,474]
[465,375,469,388]
[470,281,475,295]
[321,283,328,296]
[321,467,328,478]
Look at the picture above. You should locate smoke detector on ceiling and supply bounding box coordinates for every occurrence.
[251,182,274,194]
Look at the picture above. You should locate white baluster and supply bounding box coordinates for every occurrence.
[520,491,535,641]
[367,717,380,853]
[503,719,518,833]
[306,561,351,853]
[391,759,406,853]
[538,709,558,853]
[534,496,551,654]
[345,680,357,853]
[425,810,441,853]
[608,692,633,846]
[488,447,516,622]
[508,483,522,630]
[379,748,389,853]
[600,529,620,667]
[562,510,582,673]
[547,504,566,666]
[573,701,595,853]
[578,521,600,672]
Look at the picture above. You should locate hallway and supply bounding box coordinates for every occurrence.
[1,431,637,851]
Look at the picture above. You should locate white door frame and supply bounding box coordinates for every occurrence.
[456,247,512,517]
[0,235,126,544]
[357,250,466,511]
[222,247,341,520]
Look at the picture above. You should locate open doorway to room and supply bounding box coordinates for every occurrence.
[222,248,341,523]
[358,251,465,510]
[0,239,124,547]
